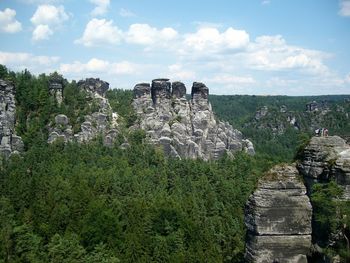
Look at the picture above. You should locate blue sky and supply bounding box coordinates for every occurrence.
[0,0,350,95]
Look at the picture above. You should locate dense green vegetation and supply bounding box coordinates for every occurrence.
[0,133,269,262]
[1,65,350,261]
[210,94,350,162]
[311,181,350,260]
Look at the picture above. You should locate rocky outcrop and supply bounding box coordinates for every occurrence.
[49,74,64,105]
[132,79,254,160]
[0,79,24,158]
[244,164,312,263]
[48,78,120,147]
[298,136,350,200]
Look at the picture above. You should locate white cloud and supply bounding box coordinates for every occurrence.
[182,27,249,54]
[0,51,60,73]
[0,8,22,33]
[59,58,138,75]
[339,0,350,16]
[168,64,196,80]
[30,4,68,25]
[207,74,256,85]
[32,24,53,40]
[119,8,136,18]
[75,18,123,47]
[241,35,330,74]
[126,24,178,45]
[30,4,69,41]
[90,0,110,16]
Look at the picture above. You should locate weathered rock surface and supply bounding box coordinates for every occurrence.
[298,136,350,200]
[132,79,254,160]
[49,74,64,105]
[0,79,24,158]
[245,165,312,263]
[48,78,120,146]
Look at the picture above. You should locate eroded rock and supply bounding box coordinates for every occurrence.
[0,79,24,158]
[132,79,254,160]
[244,164,312,263]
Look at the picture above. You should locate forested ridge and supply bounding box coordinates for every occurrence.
[1,64,349,262]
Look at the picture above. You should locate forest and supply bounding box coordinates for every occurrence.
[0,65,349,262]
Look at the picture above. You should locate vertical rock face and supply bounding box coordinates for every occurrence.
[297,136,350,200]
[77,78,109,98]
[132,79,254,160]
[245,165,312,263]
[49,75,64,105]
[0,79,24,157]
[48,78,120,146]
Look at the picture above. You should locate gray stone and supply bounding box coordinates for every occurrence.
[132,79,254,160]
[78,78,109,97]
[134,83,151,98]
[0,79,24,157]
[55,114,69,126]
[297,136,350,199]
[172,81,186,98]
[245,165,312,263]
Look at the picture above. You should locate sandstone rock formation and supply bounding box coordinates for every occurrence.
[0,79,24,158]
[132,79,254,160]
[298,136,350,200]
[245,164,312,263]
[48,78,120,146]
[49,74,64,105]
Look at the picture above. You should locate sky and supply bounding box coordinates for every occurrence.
[0,0,350,95]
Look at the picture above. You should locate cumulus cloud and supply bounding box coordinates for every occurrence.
[181,27,250,54]
[32,24,53,41]
[0,8,22,33]
[126,24,178,45]
[75,18,123,47]
[59,58,138,75]
[0,51,60,73]
[30,4,69,41]
[240,35,330,74]
[339,0,350,16]
[90,0,110,16]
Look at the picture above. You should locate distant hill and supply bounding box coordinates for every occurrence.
[209,94,350,161]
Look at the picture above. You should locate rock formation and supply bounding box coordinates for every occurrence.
[48,78,120,147]
[245,164,312,263]
[132,79,254,160]
[0,79,24,158]
[298,136,350,200]
[49,74,64,105]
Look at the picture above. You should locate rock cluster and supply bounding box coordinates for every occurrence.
[48,78,120,147]
[245,164,312,263]
[298,136,350,200]
[0,79,24,158]
[132,79,254,160]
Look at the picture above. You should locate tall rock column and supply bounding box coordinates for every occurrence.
[0,79,24,157]
[245,165,312,263]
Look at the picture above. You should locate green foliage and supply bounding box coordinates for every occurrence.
[311,181,350,260]
[106,89,137,127]
[0,137,266,262]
